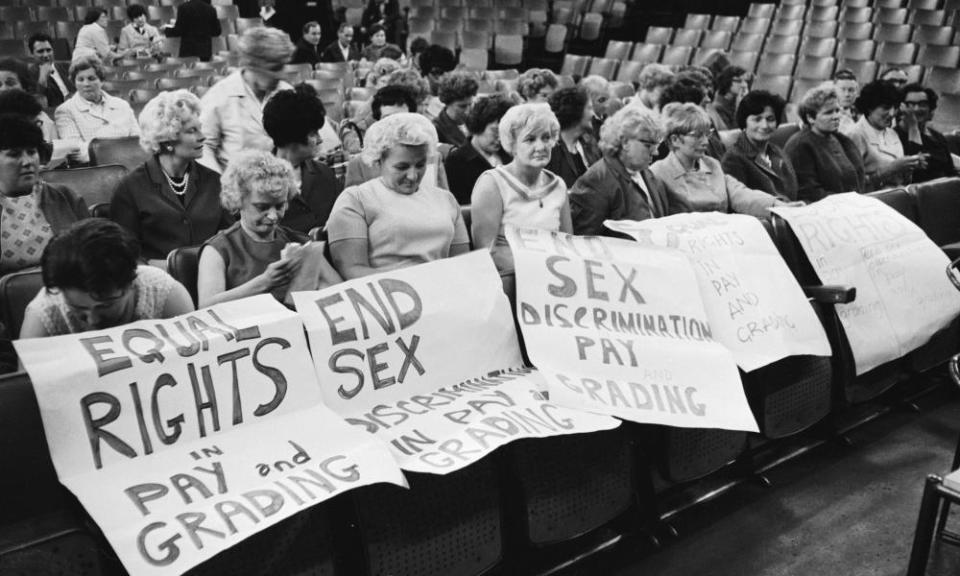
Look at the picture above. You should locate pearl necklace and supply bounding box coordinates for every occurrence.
[161,167,189,196]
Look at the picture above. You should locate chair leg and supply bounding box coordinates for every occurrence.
[907,475,945,576]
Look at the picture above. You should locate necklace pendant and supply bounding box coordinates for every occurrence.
[539,198,543,208]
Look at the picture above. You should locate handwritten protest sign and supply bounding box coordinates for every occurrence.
[292,251,619,474]
[15,296,406,576]
[606,213,831,372]
[772,193,960,374]
[506,227,758,432]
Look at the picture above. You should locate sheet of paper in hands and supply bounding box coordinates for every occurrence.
[771,193,960,374]
[505,226,758,432]
[292,251,620,474]
[14,295,406,576]
[606,212,831,372]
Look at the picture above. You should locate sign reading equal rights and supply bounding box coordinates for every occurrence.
[15,296,405,576]
[506,227,758,432]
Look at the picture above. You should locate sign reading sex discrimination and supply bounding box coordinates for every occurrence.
[15,296,406,576]
[773,193,960,374]
[506,227,758,432]
[606,213,831,371]
[292,251,619,474]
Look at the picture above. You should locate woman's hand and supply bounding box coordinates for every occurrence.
[258,257,302,290]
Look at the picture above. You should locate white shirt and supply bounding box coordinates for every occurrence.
[627,168,653,207]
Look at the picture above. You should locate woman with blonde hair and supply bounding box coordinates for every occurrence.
[471,103,572,276]
[112,90,232,265]
[327,112,469,279]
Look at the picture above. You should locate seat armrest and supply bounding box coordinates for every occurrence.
[803,285,856,304]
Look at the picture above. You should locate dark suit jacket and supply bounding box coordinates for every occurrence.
[783,128,866,203]
[280,158,343,234]
[547,135,602,188]
[30,61,73,108]
[444,142,511,205]
[569,155,669,237]
[897,125,959,183]
[721,132,799,201]
[320,41,360,62]
[433,109,468,148]
[291,39,321,66]
[165,0,222,61]
[111,156,232,260]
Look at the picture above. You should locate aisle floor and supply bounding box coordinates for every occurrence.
[582,380,960,576]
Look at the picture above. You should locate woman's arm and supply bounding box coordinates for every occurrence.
[19,308,51,339]
[161,281,195,316]
[196,245,299,307]
[470,173,504,251]
[559,195,573,234]
[329,238,381,279]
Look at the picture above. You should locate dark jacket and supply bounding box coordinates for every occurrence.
[280,158,343,234]
[320,41,360,62]
[37,182,90,233]
[444,142,511,205]
[164,0,222,61]
[30,61,74,108]
[433,109,468,148]
[569,155,670,237]
[721,132,799,202]
[291,39,321,66]
[547,135,601,188]
[783,128,866,203]
[110,156,232,260]
[896,125,959,183]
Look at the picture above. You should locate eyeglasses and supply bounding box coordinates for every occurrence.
[633,138,661,150]
[903,100,930,108]
[681,130,710,141]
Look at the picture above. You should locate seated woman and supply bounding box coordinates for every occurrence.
[360,24,401,62]
[547,86,602,188]
[706,65,748,132]
[720,90,799,201]
[0,59,56,142]
[897,84,958,183]
[262,86,343,234]
[471,103,573,276]
[118,5,162,58]
[445,94,515,205]
[326,112,469,279]
[74,8,129,63]
[783,84,866,203]
[198,150,340,307]
[650,102,784,218]
[55,54,139,164]
[433,71,478,148]
[517,68,559,103]
[111,90,232,265]
[569,105,670,236]
[20,218,194,338]
[0,114,89,275]
[847,80,926,189]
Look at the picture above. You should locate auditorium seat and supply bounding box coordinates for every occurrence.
[495,34,524,65]
[166,246,201,306]
[609,81,634,99]
[909,8,946,25]
[874,7,909,23]
[730,33,765,53]
[659,427,747,483]
[0,269,41,343]
[791,77,825,101]
[752,74,793,98]
[711,16,740,32]
[616,60,645,83]
[876,41,917,65]
[645,26,673,45]
[764,34,800,55]
[770,18,804,37]
[838,21,874,40]
[776,4,806,20]
[757,53,796,76]
[560,54,591,77]
[806,6,839,21]
[672,28,702,48]
[747,2,776,19]
[744,353,834,439]
[544,24,567,53]
[32,6,69,22]
[841,6,873,22]
[88,137,148,172]
[922,66,960,95]
[660,45,693,67]
[739,17,772,35]
[588,57,618,79]
[0,6,31,21]
[911,178,960,256]
[837,59,878,82]
[460,30,491,50]
[770,122,802,150]
[684,13,712,29]
[912,25,954,45]
[727,51,759,74]
[799,37,836,59]
[605,40,632,60]
[837,39,876,61]
[0,39,27,58]
[917,45,960,68]
[699,30,732,50]
[875,23,913,43]
[908,0,941,9]
[40,165,127,208]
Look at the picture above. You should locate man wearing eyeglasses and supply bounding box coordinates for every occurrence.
[897,84,958,183]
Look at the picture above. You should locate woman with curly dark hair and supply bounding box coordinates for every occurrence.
[434,71,479,148]
[546,86,601,187]
[444,93,515,204]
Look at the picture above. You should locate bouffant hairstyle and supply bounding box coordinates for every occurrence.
[547,86,590,131]
[438,71,479,105]
[220,150,299,214]
[361,112,438,166]
[498,102,560,156]
[237,26,295,70]
[263,86,327,148]
[41,219,140,299]
[854,80,903,115]
[465,93,515,136]
[516,68,558,101]
[138,89,202,154]
[0,113,44,151]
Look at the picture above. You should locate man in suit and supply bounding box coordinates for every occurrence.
[28,33,73,108]
[291,21,323,66]
[163,0,222,62]
[320,22,360,62]
[569,105,671,237]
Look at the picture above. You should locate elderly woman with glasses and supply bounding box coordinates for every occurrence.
[783,84,866,203]
[720,90,799,201]
[471,103,572,276]
[327,113,469,279]
[199,26,294,173]
[569,105,670,236]
[651,102,785,217]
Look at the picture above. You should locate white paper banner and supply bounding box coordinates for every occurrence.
[606,213,832,371]
[506,226,758,432]
[772,193,960,374]
[292,252,619,473]
[15,296,406,576]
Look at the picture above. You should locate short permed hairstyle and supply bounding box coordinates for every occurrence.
[854,80,903,115]
[0,89,42,118]
[126,4,146,20]
[438,71,479,105]
[579,75,610,99]
[715,65,747,96]
[371,84,418,120]
[220,150,300,213]
[41,219,140,299]
[465,93,515,135]
[361,112,439,166]
[0,58,34,93]
[385,68,431,106]
[68,53,105,83]
[516,68,558,101]
[797,83,840,125]
[0,113,44,151]
[599,105,663,156]
[263,86,327,148]
[238,26,295,70]
[659,77,706,107]
[637,64,675,92]
[548,86,590,131]
[138,89,202,154]
[735,90,786,129]
[660,102,712,144]
[498,102,560,156]
[83,7,105,25]
[418,44,457,76]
